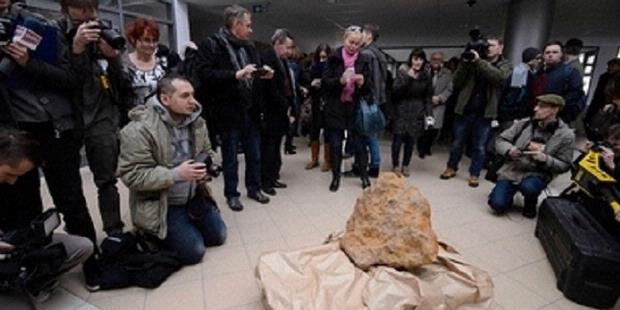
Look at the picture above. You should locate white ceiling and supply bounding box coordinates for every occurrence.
[185,0,620,51]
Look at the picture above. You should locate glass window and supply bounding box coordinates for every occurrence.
[617,47,620,58]
[579,47,598,96]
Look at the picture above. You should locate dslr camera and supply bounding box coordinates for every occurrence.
[462,29,489,62]
[90,19,126,50]
[195,152,223,178]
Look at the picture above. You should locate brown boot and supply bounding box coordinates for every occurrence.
[305,141,320,169]
[320,143,331,172]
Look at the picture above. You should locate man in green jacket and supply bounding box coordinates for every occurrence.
[440,35,512,187]
[118,74,227,265]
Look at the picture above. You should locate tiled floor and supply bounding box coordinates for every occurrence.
[1,139,619,310]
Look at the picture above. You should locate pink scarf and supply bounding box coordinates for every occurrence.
[340,48,358,102]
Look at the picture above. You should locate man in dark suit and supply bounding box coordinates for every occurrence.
[259,29,295,195]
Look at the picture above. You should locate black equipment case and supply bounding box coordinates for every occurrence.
[535,197,620,308]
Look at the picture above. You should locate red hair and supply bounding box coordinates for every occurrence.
[125,17,160,46]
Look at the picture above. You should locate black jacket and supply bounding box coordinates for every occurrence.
[321,47,372,131]
[195,32,263,131]
[259,48,291,136]
[0,11,79,132]
[55,17,132,129]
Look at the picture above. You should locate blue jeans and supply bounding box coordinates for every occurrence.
[220,119,262,198]
[366,134,381,169]
[488,176,547,213]
[391,133,415,167]
[447,114,492,177]
[164,202,227,265]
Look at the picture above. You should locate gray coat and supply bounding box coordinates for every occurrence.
[391,65,432,137]
[430,67,453,129]
[495,118,575,183]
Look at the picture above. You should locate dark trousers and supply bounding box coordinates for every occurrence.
[327,129,368,178]
[392,133,416,167]
[0,122,97,243]
[447,114,492,177]
[261,133,283,187]
[488,176,547,213]
[220,119,261,198]
[165,201,227,265]
[84,119,123,235]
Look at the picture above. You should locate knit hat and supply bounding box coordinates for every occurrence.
[522,47,541,63]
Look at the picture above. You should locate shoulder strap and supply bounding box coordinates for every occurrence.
[513,119,531,143]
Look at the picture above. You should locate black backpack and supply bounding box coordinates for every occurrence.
[91,232,182,290]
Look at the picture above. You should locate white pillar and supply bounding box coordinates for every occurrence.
[173,0,190,54]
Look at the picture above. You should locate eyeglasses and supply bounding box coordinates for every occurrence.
[346,25,362,33]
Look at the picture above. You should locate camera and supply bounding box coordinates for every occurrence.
[195,152,223,178]
[91,19,126,50]
[1,209,61,249]
[462,29,489,61]
[253,67,269,77]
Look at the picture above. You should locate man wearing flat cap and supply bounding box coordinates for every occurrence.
[488,94,575,218]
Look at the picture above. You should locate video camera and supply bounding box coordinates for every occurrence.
[0,209,66,294]
[462,29,489,62]
[564,142,620,221]
[195,152,223,178]
[90,19,126,50]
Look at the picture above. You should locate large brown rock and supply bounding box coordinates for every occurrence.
[340,172,439,271]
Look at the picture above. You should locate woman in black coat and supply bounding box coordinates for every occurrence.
[322,26,372,191]
[306,43,332,171]
[390,48,432,177]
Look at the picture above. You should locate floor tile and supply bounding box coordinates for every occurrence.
[144,280,203,310]
[89,293,145,310]
[203,271,261,310]
[492,274,548,310]
[203,245,252,278]
[506,260,562,303]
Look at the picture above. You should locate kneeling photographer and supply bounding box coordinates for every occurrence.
[0,128,93,303]
[488,95,575,218]
[118,74,227,266]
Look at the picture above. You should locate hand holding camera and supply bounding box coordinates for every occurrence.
[72,21,101,54]
[175,160,207,182]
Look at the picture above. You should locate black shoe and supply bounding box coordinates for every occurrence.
[368,167,379,178]
[248,191,270,204]
[329,177,340,192]
[522,205,537,219]
[361,176,371,189]
[284,148,297,155]
[272,180,287,188]
[83,258,101,292]
[262,186,276,196]
[227,197,244,211]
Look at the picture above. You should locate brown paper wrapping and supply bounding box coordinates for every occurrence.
[256,241,493,310]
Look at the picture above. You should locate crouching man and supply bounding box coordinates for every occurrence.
[0,129,93,302]
[118,74,227,265]
[488,95,575,218]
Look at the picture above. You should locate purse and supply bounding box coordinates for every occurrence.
[355,98,386,136]
[187,182,219,221]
